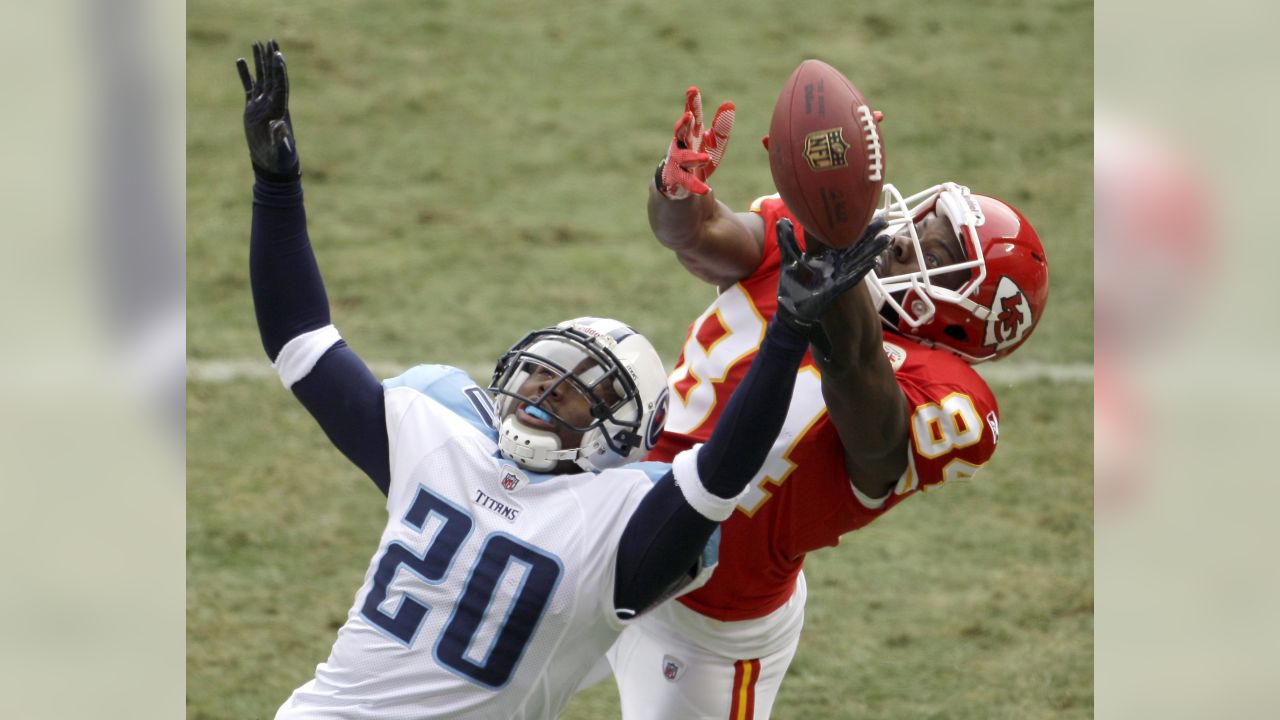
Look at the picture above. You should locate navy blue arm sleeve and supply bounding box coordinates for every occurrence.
[613,319,809,617]
[291,343,391,495]
[250,173,390,494]
[250,175,330,360]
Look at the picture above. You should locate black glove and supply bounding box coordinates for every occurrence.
[236,39,300,181]
[775,217,891,358]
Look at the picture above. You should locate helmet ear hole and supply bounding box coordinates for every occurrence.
[943,325,968,342]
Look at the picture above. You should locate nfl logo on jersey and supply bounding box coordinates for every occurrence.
[501,469,523,492]
[662,655,684,682]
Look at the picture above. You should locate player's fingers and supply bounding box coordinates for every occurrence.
[266,41,279,94]
[679,171,710,196]
[704,104,736,168]
[684,90,704,153]
[869,231,891,257]
[776,219,802,265]
[253,42,265,92]
[269,39,283,90]
[857,217,889,245]
[844,222,890,265]
[274,49,289,110]
[834,233,891,291]
[261,49,272,96]
[664,157,710,195]
[685,86,703,130]
[710,102,735,142]
[673,111,695,148]
[845,218,891,262]
[668,146,709,170]
[236,58,253,98]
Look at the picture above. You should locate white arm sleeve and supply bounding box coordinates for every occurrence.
[672,446,750,522]
[272,324,342,388]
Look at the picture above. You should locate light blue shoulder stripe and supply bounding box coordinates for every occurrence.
[624,461,673,485]
[520,462,670,487]
[382,364,498,441]
[702,526,721,569]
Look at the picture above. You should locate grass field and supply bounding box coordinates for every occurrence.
[187,0,1092,717]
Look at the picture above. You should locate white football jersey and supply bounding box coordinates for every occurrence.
[275,365,676,719]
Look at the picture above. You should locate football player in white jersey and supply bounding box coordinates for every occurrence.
[236,41,890,719]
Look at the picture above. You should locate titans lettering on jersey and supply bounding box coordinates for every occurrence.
[275,365,673,720]
[473,488,521,521]
[648,196,999,623]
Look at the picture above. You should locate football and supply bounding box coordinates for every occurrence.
[767,59,885,248]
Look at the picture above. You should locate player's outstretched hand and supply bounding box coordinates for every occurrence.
[776,217,891,336]
[655,87,735,199]
[236,39,299,180]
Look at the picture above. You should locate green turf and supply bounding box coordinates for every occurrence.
[188,0,1092,716]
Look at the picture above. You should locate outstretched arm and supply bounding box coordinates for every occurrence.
[813,282,910,501]
[240,40,390,494]
[647,87,764,288]
[612,317,808,618]
[648,186,765,289]
[612,218,888,618]
[774,217,908,500]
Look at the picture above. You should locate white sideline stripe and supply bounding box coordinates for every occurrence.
[978,361,1093,385]
[187,358,1093,385]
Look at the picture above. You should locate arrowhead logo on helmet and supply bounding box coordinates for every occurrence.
[984,276,1033,351]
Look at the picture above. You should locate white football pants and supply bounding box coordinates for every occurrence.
[607,573,806,720]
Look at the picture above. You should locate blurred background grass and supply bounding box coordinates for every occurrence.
[187,0,1092,717]
[187,0,1091,368]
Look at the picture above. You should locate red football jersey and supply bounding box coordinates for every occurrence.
[649,195,1001,621]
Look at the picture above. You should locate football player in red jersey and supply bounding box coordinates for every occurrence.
[605,87,1051,719]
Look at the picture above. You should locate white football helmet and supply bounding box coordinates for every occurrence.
[489,317,670,473]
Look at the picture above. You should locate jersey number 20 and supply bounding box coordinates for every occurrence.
[360,486,563,689]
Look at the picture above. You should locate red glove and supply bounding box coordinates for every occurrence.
[657,87,735,199]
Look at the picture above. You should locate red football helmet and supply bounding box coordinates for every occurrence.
[867,182,1049,363]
